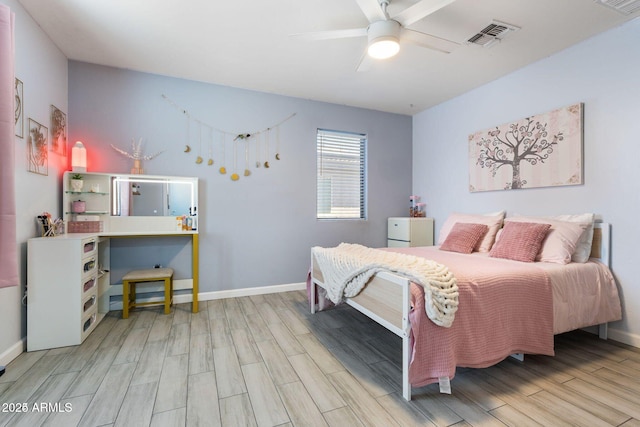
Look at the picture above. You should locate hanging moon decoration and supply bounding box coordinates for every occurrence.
[162,95,297,182]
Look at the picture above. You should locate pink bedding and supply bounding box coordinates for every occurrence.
[534,257,621,334]
[390,247,556,387]
[309,245,622,389]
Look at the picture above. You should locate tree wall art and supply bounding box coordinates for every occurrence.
[468,103,583,192]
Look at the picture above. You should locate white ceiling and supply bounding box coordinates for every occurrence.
[17,0,639,115]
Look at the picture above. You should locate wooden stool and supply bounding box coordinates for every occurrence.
[122,268,174,319]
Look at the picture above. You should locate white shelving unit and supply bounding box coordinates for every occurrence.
[63,171,111,233]
[27,235,110,351]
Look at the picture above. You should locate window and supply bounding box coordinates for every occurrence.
[316,129,367,220]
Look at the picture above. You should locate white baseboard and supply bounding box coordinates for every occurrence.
[198,282,306,301]
[0,338,26,367]
[109,282,306,310]
[608,328,640,348]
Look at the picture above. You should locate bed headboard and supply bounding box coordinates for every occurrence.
[590,223,610,267]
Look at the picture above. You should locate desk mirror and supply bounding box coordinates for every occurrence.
[111,175,197,217]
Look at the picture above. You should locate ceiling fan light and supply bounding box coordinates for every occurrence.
[368,37,400,59]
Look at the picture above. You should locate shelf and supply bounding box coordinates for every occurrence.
[65,211,109,215]
[65,191,109,195]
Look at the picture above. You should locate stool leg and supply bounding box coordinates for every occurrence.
[164,277,171,314]
[170,277,174,307]
[131,283,137,315]
[123,280,130,319]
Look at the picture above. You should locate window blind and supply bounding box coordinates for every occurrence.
[316,129,366,220]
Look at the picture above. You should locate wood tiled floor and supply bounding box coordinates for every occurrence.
[1,290,639,426]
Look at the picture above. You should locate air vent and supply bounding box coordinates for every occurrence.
[467,20,520,47]
[596,0,640,15]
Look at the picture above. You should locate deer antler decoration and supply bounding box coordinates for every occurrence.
[111,138,164,174]
[111,138,164,161]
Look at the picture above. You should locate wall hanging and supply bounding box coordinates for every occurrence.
[50,105,67,156]
[27,118,48,175]
[468,103,583,192]
[162,94,296,182]
[111,138,165,174]
[14,78,23,138]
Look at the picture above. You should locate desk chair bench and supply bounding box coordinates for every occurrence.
[122,268,174,319]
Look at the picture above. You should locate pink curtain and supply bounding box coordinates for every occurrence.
[0,5,18,288]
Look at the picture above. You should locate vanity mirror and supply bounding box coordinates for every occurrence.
[111,175,198,217]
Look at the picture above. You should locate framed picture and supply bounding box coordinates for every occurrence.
[469,103,583,192]
[27,118,48,176]
[50,105,67,156]
[15,78,23,138]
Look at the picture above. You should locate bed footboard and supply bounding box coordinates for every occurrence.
[310,253,414,400]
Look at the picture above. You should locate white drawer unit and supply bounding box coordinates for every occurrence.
[27,234,109,351]
[387,217,434,247]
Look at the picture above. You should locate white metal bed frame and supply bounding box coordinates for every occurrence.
[309,223,611,401]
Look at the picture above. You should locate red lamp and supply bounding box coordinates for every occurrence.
[71,141,87,172]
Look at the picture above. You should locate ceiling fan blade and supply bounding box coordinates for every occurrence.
[354,0,386,23]
[356,51,373,72]
[392,0,456,27]
[401,28,460,53]
[290,28,367,41]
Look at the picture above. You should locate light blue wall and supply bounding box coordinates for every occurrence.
[413,18,640,346]
[0,0,68,363]
[68,62,413,293]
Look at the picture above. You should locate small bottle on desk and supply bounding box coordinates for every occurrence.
[191,207,198,231]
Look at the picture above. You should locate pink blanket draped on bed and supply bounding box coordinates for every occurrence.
[387,247,554,387]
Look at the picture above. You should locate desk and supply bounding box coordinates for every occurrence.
[27,231,199,350]
[106,231,199,313]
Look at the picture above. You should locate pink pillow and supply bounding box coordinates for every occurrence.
[440,223,489,254]
[531,214,594,263]
[489,222,551,262]
[505,217,588,264]
[438,211,505,252]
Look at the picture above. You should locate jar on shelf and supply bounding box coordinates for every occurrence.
[414,203,426,217]
[71,200,86,213]
[409,195,419,217]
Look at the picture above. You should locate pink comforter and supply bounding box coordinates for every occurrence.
[385,247,555,387]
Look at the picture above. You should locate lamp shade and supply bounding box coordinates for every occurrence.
[368,37,400,59]
[367,20,401,59]
[71,141,87,172]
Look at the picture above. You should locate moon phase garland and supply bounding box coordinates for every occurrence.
[207,127,214,166]
[195,122,203,164]
[264,128,270,169]
[219,132,227,175]
[162,94,296,182]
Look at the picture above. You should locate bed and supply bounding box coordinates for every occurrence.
[309,221,622,401]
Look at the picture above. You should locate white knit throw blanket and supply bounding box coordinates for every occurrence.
[312,243,459,328]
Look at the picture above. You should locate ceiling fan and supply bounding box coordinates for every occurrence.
[293,0,460,71]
